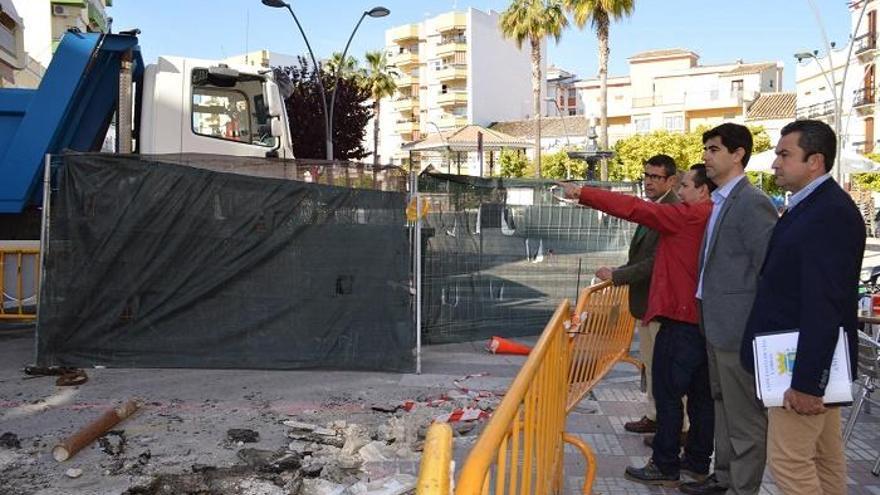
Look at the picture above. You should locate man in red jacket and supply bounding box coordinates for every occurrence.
[560,164,716,487]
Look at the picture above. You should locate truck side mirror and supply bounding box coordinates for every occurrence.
[265,81,284,117]
[271,119,284,137]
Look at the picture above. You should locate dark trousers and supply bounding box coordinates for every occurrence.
[651,319,714,474]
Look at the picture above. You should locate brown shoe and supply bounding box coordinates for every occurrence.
[624,416,657,433]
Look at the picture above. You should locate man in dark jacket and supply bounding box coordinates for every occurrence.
[741,119,865,495]
[595,154,681,435]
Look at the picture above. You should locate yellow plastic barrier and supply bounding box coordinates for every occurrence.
[457,300,594,495]
[415,281,641,495]
[567,280,640,411]
[417,423,454,495]
[0,247,40,320]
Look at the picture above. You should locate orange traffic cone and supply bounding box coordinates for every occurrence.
[486,336,532,355]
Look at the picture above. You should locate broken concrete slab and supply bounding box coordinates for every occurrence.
[0,432,21,449]
[227,428,260,444]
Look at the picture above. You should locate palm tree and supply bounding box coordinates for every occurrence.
[500,0,568,178]
[362,50,397,166]
[564,0,634,180]
[324,52,360,78]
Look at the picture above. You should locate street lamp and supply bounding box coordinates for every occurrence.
[261,0,389,160]
[796,0,871,184]
[543,97,571,179]
[794,50,842,180]
[426,121,450,173]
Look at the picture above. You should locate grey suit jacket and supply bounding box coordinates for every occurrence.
[699,176,777,350]
[612,190,681,319]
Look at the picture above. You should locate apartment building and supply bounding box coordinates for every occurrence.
[492,48,782,157]
[0,0,25,87]
[795,1,877,154]
[376,8,541,165]
[546,65,580,116]
[575,48,782,144]
[224,50,298,70]
[10,0,111,88]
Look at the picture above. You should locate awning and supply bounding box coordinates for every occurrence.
[749,148,880,173]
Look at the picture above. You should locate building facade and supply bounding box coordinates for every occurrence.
[492,48,783,158]
[795,0,877,155]
[224,50,298,70]
[10,0,111,88]
[546,65,580,117]
[0,0,25,87]
[376,8,542,166]
[575,48,782,145]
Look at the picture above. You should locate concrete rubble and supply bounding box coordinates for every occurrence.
[0,328,511,495]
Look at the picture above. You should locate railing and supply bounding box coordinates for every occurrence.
[796,99,835,120]
[855,32,877,55]
[416,280,640,495]
[854,87,876,108]
[568,280,640,411]
[0,247,40,320]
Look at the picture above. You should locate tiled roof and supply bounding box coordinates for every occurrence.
[628,48,698,61]
[746,92,796,121]
[489,116,590,139]
[402,124,533,151]
[725,62,777,76]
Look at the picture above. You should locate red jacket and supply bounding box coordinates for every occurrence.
[579,187,711,325]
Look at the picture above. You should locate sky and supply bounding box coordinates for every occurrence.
[108,0,853,90]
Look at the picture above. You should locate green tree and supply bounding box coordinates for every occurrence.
[500,0,568,178]
[540,151,587,179]
[564,0,635,180]
[850,152,880,191]
[361,51,397,166]
[607,125,773,184]
[608,130,702,181]
[498,149,531,178]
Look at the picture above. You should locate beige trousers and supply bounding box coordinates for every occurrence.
[639,320,689,430]
[767,406,847,495]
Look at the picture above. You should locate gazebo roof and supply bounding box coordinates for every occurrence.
[402,124,533,152]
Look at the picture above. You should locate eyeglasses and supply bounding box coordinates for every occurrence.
[642,173,670,181]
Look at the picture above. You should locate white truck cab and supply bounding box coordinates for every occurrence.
[139,56,294,158]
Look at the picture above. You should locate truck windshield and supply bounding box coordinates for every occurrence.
[191,84,276,148]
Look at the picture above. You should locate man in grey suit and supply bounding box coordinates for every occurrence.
[594,154,680,436]
[680,124,778,495]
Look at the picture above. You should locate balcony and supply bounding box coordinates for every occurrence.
[853,87,875,112]
[395,119,419,134]
[436,41,467,57]
[795,99,835,120]
[437,114,468,129]
[437,91,468,107]
[393,97,418,113]
[436,64,467,82]
[389,24,419,42]
[395,73,418,86]
[632,94,685,108]
[855,32,877,58]
[852,140,874,154]
[390,51,419,68]
[685,89,757,110]
[435,12,467,33]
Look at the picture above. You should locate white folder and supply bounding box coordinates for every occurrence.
[752,327,852,408]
